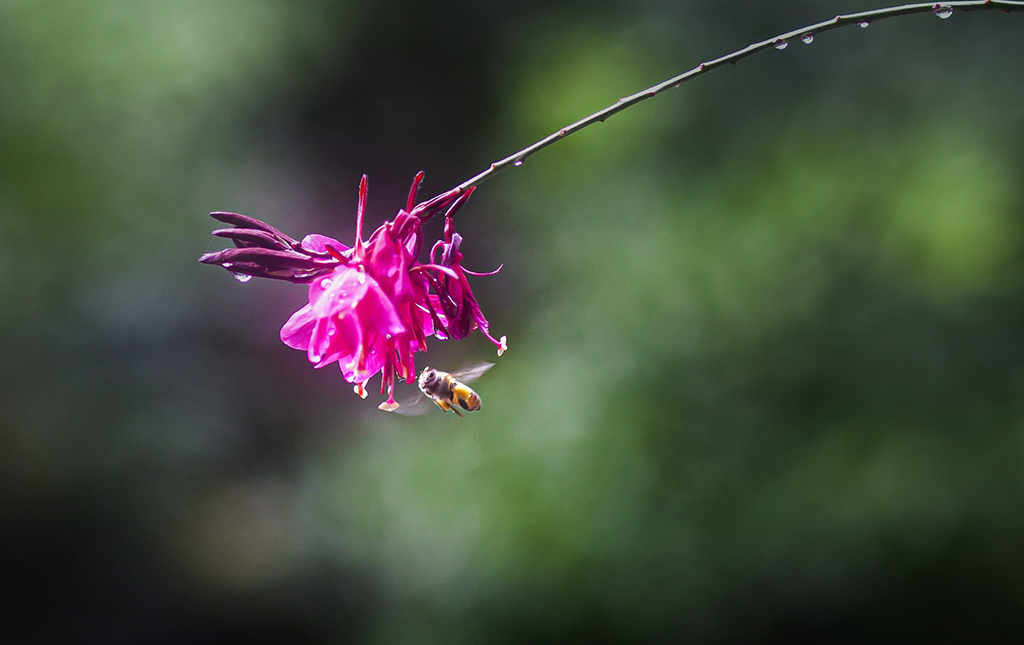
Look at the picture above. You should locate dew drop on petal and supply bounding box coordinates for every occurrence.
[933,5,953,19]
[774,39,788,50]
[801,33,814,44]
[322,278,332,288]
[230,272,252,283]
[858,20,870,28]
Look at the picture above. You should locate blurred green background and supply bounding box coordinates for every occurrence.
[3,0,1024,641]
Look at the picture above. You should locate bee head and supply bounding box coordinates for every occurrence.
[418,367,437,388]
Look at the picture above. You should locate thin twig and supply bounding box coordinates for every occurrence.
[449,1,1024,195]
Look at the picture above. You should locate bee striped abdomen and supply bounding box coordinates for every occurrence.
[453,385,481,411]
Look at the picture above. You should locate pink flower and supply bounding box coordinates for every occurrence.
[201,173,505,410]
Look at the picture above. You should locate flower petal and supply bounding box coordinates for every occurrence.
[280,303,317,350]
[211,227,291,250]
[209,211,296,245]
[300,233,349,256]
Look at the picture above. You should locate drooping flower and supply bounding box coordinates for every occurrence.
[200,173,506,411]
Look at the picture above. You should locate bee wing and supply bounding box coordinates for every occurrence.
[448,361,494,384]
[391,391,432,416]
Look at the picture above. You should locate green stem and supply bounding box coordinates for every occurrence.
[451,1,1024,194]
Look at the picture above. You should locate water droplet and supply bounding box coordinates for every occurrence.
[858,20,870,28]
[321,278,332,288]
[774,39,788,50]
[230,272,252,283]
[801,33,814,44]
[933,5,953,19]
[513,159,524,167]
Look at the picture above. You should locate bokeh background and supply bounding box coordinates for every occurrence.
[4,0,1024,641]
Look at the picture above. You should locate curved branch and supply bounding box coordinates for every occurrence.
[450,1,1024,194]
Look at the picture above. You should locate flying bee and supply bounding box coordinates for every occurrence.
[397,362,493,416]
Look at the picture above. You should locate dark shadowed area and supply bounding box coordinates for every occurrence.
[3,0,1024,641]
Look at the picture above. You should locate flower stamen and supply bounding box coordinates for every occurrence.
[354,381,368,399]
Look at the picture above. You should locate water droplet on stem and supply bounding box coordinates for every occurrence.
[513,159,524,167]
[774,39,788,50]
[858,20,870,28]
[801,33,814,44]
[933,5,953,19]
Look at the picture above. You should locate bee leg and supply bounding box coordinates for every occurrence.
[433,399,464,417]
[450,406,464,418]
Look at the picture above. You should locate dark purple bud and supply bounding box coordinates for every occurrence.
[201,211,346,283]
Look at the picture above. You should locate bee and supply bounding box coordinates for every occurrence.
[398,362,493,416]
